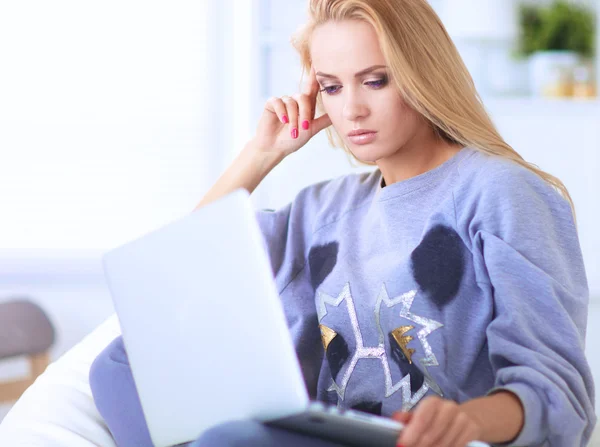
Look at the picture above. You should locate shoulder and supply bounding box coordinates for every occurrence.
[292,169,379,228]
[453,149,575,240]
[456,149,570,214]
[257,169,379,235]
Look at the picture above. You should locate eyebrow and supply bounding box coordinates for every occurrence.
[315,65,388,79]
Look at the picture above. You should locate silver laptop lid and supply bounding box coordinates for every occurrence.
[102,189,309,447]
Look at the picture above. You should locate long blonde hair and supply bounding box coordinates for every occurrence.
[291,0,574,212]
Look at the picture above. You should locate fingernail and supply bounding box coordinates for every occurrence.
[291,128,298,139]
[282,115,289,124]
[302,120,309,130]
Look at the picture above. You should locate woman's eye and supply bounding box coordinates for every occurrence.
[319,77,388,96]
[320,85,341,95]
[366,78,387,88]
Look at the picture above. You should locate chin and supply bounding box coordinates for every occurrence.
[347,144,393,164]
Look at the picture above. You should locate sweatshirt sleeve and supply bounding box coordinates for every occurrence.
[255,178,334,293]
[465,163,596,446]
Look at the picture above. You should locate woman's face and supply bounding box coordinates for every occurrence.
[310,20,430,164]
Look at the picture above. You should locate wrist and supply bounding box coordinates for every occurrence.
[460,391,524,444]
[242,140,285,173]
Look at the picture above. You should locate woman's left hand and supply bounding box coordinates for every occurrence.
[392,396,483,447]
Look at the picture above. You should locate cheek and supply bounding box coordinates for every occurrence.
[385,94,410,118]
[384,98,421,130]
[320,99,344,128]
[320,96,337,115]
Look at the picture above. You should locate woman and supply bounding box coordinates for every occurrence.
[89,0,596,446]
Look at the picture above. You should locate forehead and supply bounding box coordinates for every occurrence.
[310,20,386,74]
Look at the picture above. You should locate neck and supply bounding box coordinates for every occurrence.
[377,128,463,186]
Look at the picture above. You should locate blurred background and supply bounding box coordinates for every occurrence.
[0,0,598,435]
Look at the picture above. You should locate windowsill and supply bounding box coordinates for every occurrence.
[0,249,106,284]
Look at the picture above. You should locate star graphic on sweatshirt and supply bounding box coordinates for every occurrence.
[317,282,443,411]
[374,284,444,404]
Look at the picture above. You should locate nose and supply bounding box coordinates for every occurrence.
[342,88,369,122]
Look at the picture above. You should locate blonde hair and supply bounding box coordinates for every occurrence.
[291,0,574,213]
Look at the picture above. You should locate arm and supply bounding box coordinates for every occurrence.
[193,141,283,210]
[459,390,524,444]
[467,165,596,445]
[394,391,524,446]
[396,165,596,447]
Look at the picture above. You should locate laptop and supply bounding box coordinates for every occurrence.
[102,188,489,447]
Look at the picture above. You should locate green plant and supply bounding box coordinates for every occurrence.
[517,1,596,58]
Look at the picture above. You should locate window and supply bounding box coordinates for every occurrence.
[0,1,253,250]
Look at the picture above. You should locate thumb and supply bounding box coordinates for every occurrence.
[311,113,332,135]
[392,411,413,425]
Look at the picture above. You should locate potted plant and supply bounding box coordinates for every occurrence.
[517,1,596,97]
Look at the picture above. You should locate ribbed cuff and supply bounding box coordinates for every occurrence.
[486,383,545,446]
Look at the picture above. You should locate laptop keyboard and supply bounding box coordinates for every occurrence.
[306,402,490,446]
[308,402,405,430]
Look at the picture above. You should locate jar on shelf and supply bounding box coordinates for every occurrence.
[572,64,597,99]
[542,64,574,98]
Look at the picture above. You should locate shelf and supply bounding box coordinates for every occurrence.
[482,96,600,116]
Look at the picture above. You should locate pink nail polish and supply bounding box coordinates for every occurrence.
[282,115,289,124]
[302,120,309,130]
[292,128,298,139]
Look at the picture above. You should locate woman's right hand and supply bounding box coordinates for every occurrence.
[194,67,332,210]
[251,66,332,158]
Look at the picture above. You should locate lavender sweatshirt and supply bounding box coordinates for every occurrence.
[90,147,596,446]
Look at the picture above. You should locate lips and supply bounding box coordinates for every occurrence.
[348,129,377,137]
[348,130,377,145]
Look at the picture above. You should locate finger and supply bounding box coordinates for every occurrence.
[451,429,479,447]
[303,65,320,99]
[282,96,299,139]
[265,97,289,124]
[392,411,413,425]
[438,414,470,447]
[397,397,441,446]
[421,402,460,447]
[305,66,320,120]
[292,93,312,133]
[444,413,478,447]
[311,113,332,134]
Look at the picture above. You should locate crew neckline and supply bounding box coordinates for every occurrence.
[376,146,475,202]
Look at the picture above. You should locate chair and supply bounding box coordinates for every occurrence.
[0,298,56,403]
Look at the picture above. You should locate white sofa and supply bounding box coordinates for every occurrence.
[0,315,121,446]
